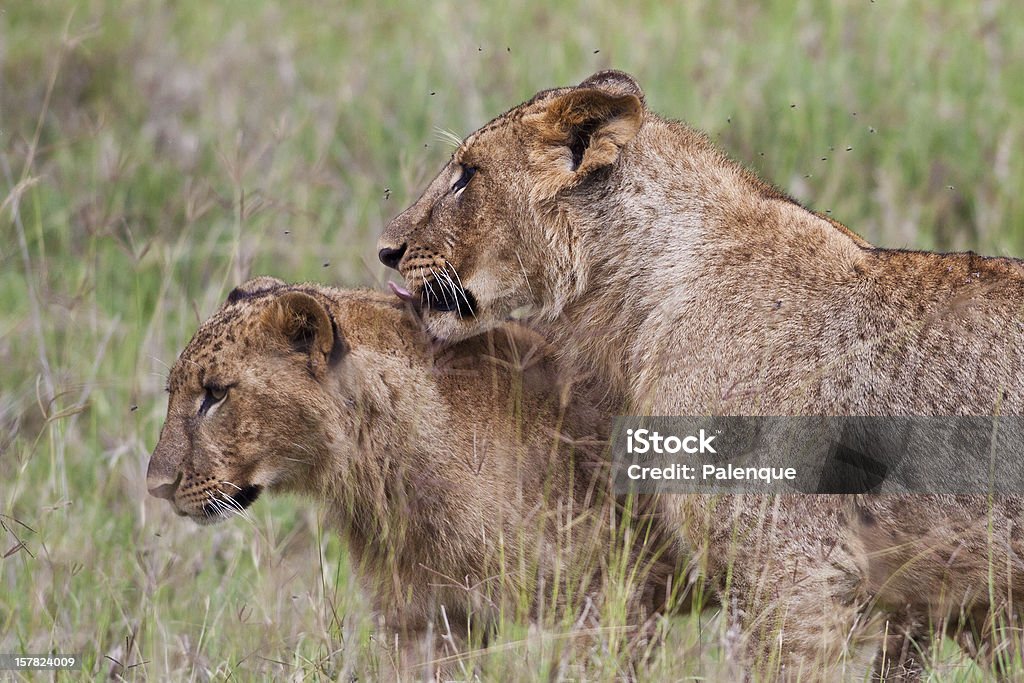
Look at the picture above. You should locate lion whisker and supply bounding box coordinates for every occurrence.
[430,266,462,319]
[514,251,535,303]
[219,488,256,526]
[204,491,226,518]
[288,441,318,461]
[219,490,243,514]
[433,127,465,150]
[446,262,475,316]
[434,266,463,319]
[422,272,440,306]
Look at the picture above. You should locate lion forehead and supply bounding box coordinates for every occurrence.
[168,301,269,393]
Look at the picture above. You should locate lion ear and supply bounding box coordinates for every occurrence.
[577,70,645,103]
[227,276,286,304]
[529,86,643,192]
[263,291,347,378]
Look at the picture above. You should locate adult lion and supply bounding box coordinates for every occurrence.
[379,70,1024,679]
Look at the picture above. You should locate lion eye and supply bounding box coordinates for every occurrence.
[199,385,228,416]
[451,165,476,194]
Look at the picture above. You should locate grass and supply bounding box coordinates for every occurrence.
[2,0,1022,679]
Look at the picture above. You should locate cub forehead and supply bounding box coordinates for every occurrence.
[167,302,267,393]
[164,285,409,394]
[460,86,572,152]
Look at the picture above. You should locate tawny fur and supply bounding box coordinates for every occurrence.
[148,278,679,680]
[380,70,1024,680]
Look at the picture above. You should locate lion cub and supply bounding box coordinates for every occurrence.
[147,277,676,679]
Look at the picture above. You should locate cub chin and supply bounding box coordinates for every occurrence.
[147,277,680,680]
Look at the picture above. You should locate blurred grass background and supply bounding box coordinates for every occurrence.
[2,0,1022,679]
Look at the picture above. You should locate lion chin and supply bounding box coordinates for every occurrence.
[388,280,489,342]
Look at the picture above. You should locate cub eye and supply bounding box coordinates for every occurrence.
[451,165,477,194]
[199,385,227,416]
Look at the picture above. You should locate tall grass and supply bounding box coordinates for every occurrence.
[2,0,1021,679]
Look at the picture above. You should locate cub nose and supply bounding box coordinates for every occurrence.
[378,243,407,270]
[147,471,182,501]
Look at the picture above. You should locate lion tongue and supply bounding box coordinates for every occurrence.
[388,281,417,303]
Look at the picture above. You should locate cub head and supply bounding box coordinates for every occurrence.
[146,277,354,524]
[378,70,645,341]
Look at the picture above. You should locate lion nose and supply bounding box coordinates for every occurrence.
[147,471,182,501]
[378,243,407,270]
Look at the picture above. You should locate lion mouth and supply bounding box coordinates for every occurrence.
[389,280,477,318]
[199,484,263,520]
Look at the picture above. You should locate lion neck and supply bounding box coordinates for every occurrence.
[314,348,468,579]
[539,117,868,409]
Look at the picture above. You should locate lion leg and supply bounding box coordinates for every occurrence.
[727,580,880,682]
[376,608,476,682]
[949,604,1024,681]
[682,498,880,681]
[872,609,931,681]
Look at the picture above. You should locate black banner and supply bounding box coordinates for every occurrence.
[611,416,1024,494]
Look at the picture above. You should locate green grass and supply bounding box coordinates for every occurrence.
[2,0,1022,679]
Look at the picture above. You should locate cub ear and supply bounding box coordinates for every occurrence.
[578,70,645,103]
[529,87,642,193]
[227,276,287,304]
[263,291,347,378]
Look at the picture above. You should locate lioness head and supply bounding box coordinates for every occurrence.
[146,277,416,524]
[379,70,645,340]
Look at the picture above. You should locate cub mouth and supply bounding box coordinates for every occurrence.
[199,484,263,520]
[389,280,477,318]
